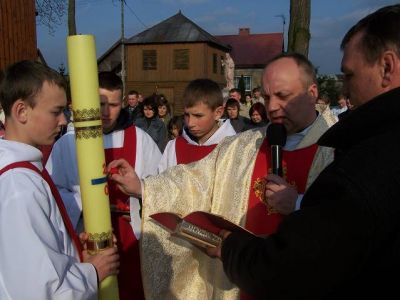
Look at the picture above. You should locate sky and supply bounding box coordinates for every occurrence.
[36,0,398,75]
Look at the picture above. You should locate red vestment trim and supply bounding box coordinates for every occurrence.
[245,138,318,235]
[242,139,318,300]
[175,136,217,164]
[104,126,144,300]
[0,161,83,262]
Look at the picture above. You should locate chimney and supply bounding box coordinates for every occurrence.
[239,28,250,35]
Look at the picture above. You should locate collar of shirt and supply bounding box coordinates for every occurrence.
[283,112,319,151]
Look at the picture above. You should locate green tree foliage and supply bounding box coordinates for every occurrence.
[317,75,341,106]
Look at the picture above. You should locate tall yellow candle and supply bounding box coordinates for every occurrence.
[67,34,119,300]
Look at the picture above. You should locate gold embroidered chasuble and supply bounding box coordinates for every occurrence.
[141,109,337,300]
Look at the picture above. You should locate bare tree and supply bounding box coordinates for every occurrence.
[35,0,66,34]
[287,0,311,56]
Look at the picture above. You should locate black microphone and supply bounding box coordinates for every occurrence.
[266,124,287,176]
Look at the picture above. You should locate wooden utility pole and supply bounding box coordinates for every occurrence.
[287,0,311,57]
[120,0,126,96]
[68,0,76,35]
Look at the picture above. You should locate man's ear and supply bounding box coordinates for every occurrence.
[308,83,318,100]
[214,105,224,120]
[12,99,29,123]
[381,50,396,88]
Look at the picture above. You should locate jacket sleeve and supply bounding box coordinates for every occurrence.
[221,163,379,299]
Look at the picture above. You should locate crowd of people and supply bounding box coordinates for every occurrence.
[1,4,400,300]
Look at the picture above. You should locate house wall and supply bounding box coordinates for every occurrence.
[125,43,227,114]
[98,44,123,72]
[0,0,37,70]
[235,68,264,91]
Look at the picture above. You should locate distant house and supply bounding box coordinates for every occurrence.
[215,28,283,93]
[0,0,37,70]
[98,11,230,114]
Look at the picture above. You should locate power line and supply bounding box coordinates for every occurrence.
[124,0,147,29]
[76,0,109,8]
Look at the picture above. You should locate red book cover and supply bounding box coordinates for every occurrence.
[150,211,254,248]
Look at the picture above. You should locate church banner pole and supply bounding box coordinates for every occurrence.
[67,34,119,300]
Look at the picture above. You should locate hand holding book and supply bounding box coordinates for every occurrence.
[150,211,254,249]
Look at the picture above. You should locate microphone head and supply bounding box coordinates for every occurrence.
[267,123,287,146]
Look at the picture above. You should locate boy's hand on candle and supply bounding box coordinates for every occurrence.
[86,246,120,282]
[107,159,142,197]
[80,232,120,282]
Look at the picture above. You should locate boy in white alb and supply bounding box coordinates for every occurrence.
[46,72,161,300]
[158,78,236,173]
[0,61,119,300]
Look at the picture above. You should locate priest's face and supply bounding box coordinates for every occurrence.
[100,88,122,134]
[263,57,318,135]
[24,81,67,147]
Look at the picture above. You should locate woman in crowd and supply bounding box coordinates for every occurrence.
[249,102,269,128]
[135,95,167,151]
[167,115,184,139]
[157,96,172,127]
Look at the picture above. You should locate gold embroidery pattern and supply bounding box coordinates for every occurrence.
[73,108,101,122]
[75,125,102,140]
[253,166,289,215]
[253,177,277,215]
[253,177,267,204]
[87,230,113,254]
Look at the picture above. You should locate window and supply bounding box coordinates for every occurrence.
[143,50,157,70]
[174,49,189,70]
[234,76,252,92]
[213,54,217,73]
[220,55,224,75]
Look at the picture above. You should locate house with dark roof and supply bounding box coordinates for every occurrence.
[215,28,283,93]
[98,11,230,114]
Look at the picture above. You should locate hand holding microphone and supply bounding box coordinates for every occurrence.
[266,123,287,176]
[265,124,297,214]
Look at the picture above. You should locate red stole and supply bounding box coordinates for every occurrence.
[241,138,318,300]
[245,138,318,235]
[0,161,83,262]
[104,126,144,300]
[175,136,217,164]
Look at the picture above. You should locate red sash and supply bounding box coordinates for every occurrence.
[104,126,144,300]
[175,136,217,164]
[245,138,318,235]
[39,144,54,165]
[0,161,83,262]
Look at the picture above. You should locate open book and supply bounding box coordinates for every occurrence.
[150,211,254,248]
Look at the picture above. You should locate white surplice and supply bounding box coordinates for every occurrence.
[158,119,236,173]
[0,139,97,300]
[46,126,161,238]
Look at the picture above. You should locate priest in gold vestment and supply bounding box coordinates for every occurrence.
[109,53,338,299]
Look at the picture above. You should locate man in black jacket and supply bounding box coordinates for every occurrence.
[208,4,400,299]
